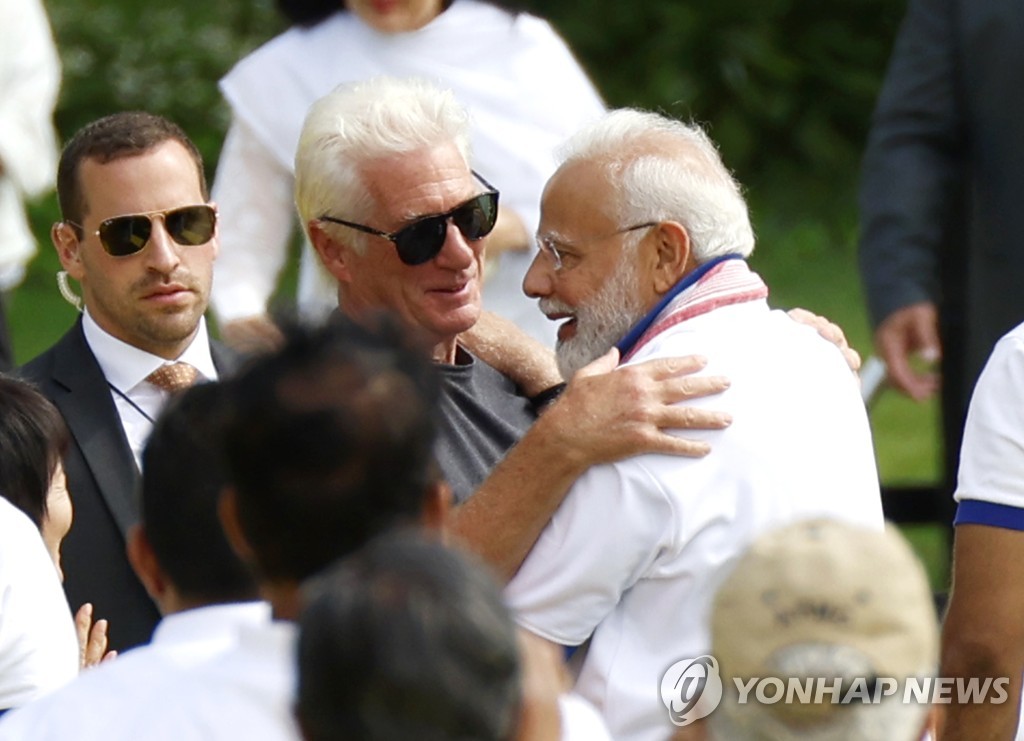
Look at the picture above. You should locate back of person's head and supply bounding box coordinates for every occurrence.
[140,382,258,605]
[294,75,472,248]
[556,108,755,262]
[57,111,207,226]
[0,374,69,529]
[222,314,442,585]
[295,531,521,741]
[707,518,938,741]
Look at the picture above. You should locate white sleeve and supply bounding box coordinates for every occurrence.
[0,0,61,198]
[955,330,1024,508]
[504,460,677,646]
[558,692,612,741]
[209,118,297,324]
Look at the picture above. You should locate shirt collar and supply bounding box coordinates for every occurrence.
[614,254,744,358]
[82,309,219,392]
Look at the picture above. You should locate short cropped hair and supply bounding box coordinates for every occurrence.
[294,76,472,251]
[0,374,70,529]
[295,531,521,741]
[57,111,208,226]
[141,382,259,604]
[222,314,441,583]
[557,109,756,261]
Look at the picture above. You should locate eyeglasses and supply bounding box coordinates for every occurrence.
[67,204,217,257]
[537,222,658,272]
[318,172,499,266]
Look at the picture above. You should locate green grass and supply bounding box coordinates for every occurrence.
[9,189,951,590]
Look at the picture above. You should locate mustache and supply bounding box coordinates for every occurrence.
[132,271,198,294]
[538,297,574,317]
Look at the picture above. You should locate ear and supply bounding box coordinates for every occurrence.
[51,221,86,281]
[421,479,453,541]
[308,220,353,284]
[218,486,257,566]
[650,221,693,295]
[126,525,169,602]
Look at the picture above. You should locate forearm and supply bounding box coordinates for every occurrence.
[448,406,587,582]
[939,632,1023,739]
[460,312,562,397]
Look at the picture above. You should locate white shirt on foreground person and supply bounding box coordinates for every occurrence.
[0,601,269,739]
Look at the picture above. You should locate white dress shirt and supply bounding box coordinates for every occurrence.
[116,617,299,741]
[81,310,218,468]
[0,601,269,739]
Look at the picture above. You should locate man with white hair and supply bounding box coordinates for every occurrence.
[503,109,884,740]
[293,77,734,579]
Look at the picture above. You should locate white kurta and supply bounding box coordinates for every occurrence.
[0,601,269,739]
[505,300,884,741]
[210,1,606,343]
[0,499,78,711]
[0,0,61,288]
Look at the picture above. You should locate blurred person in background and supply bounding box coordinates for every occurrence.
[0,0,62,369]
[210,0,606,352]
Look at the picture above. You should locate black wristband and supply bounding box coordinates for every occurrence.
[529,382,567,411]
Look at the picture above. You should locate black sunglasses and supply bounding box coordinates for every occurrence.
[68,204,217,257]
[319,172,499,266]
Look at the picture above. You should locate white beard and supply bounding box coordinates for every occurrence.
[541,253,649,380]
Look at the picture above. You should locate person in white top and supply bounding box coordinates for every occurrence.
[942,319,1024,739]
[0,497,78,713]
[0,0,61,369]
[210,0,606,351]
[0,381,266,739]
[19,112,239,652]
[504,109,884,741]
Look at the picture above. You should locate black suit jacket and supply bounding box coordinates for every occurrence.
[19,319,240,651]
[859,0,1024,416]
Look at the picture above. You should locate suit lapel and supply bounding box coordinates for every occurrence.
[50,322,140,538]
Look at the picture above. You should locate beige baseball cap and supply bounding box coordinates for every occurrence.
[711,517,939,716]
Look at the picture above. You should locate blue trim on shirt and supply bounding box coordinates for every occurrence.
[954,499,1024,531]
[614,254,745,358]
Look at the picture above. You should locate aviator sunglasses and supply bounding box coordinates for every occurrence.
[67,204,217,257]
[318,172,499,266]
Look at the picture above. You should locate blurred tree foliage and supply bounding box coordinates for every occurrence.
[43,0,905,233]
[519,0,905,233]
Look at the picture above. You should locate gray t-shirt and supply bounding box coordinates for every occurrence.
[436,347,538,504]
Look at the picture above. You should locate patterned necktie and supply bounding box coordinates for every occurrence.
[145,362,200,393]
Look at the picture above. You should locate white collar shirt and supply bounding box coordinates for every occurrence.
[115,616,299,741]
[81,310,218,468]
[0,601,269,739]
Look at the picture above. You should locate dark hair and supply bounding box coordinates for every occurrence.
[296,531,521,741]
[57,111,208,226]
[0,374,70,529]
[275,0,526,28]
[141,382,259,604]
[223,313,441,583]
